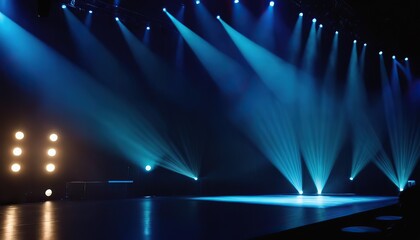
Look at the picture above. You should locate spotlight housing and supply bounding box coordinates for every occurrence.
[392,55,396,59]
[379,51,383,55]
[49,133,58,142]
[234,0,239,3]
[163,8,167,12]
[319,24,323,28]
[335,31,339,35]
[61,4,66,9]
[13,147,22,156]
[89,10,93,14]
[299,12,303,17]
[196,0,200,4]
[46,163,56,173]
[350,177,354,181]
[145,165,152,171]
[146,26,151,30]
[405,57,409,61]
[364,43,367,47]
[45,189,53,197]
[115,17,119,21]
[353,40,357,44]
[312,18,317,23]
[216,15,220,19]
[269,1,275,7]
[194,177,198,181]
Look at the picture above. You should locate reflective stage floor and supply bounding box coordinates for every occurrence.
[0,195,398,240]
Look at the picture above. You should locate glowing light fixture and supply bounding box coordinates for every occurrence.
[269,1,275,7]
[353,40,357,44]
[216,15,220,19]
[89,10,93,14]
[146,26,151,30]
[299,12,303,17]
[405,57,409,61]
[312,18,317,23]
[15,131,24,140]
[45,189,52,197]
[319,24,323,28]
[61,4,66,9]
[364,43,367,47]
[145,165,152,171]
[13,147,22,156]
[399,188,404,192]
[49,133,58,142]
[234,0,239,3]
[350,177,354,181]
[47,148,57,157]
[335,31,339,35]
[11,163,21,173]
[163,8,167,12]
[196,0,200,5]
[194,177,198,181]
[392,55,396,59]
[46,163,56,172]
[379,51,383,55]
[115,17,119,21]
[298,190,303,195]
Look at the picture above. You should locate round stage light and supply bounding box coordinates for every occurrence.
[193,177,198,181]
[11,163,21,173]
[312,18,317,23]
[146,26,151,30]
[13,147,22,156]
[319,24,323,28]
[163,8,167,12]
[399,188,404,192]
[89,10,93,14]
[45,189,53,197]
[196,0,200,5]
[269,1,275,7]
[61,4,66,9]
[115,17,119,21]
[392,55,396,59]
[405,57,409,61]
[298,190,303,195]
[145,165,152,171]
[15,131,24,140]
[317,190,322,195]
[379,51,383,55]
[47,148,57,157]
[350,177,354,181]
[299,12,303,17]
[49,133,58,142]
[335,31,339,35]
[46,163,56,172]
[216,15,220,19]
[353,40,357,44]
[364,43,367,47]
[234,0,239,3]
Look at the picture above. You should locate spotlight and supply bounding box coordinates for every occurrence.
[335,31,339,35]
[45,189,53,197]
[15,131,24,140]
[364,43,367,47]
[353,40,357,44]
[47,148,57,157]
[194,177,198,181]
[162,7,167,12]
[49,133,58,142]
[269,1,275,7]
[145,165,152,171]
[405,57,409,61]
[234,0,239,3]
[11,163,21,173]
[46,163,56,173]
[196,0,200,4]
[146,26,151,30]
[349,177,354,181]
[319,24,323,28]
[299,12,303,17]
[298,190,303,195]
[379,51,383,55]
[13,147,22,156]
[392,55,396,59]
[216,15,220,19]
[61,4,66,9]
[89,10,93,14]
[317,190,322,195]
[399,188,404,192]
[115,17,119,21]
[312,18,317,23]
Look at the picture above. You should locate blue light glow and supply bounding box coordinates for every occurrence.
[400,188,404,192]
[216,15,220,19]
[89,10,93,14]
[364,43,367,47]
[163,8,167,12]
[192,195,398,208]
[312,18,317,23]
[379,51,383,55]
[392,55,396,59]
[298,191,303,195]
[145,165,152,171]
[405,57,409,61]
[234,0,239,3]
[269,1,275,7]
[115,17,119,21]
[319,24,323,28]
[353,40,357,44]
[108,180,134,184]
[61,4,66,9]
[194,177,198,181]
[350,177,354,181]
[146,26,150,30]
[196,0,200,4]
[299,12,303,17]
[335,31,339,35]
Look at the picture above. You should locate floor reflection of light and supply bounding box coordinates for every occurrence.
[142,200,152,239]
[41,201,55,240]
[2,206,19,240]
[191,195,398,208]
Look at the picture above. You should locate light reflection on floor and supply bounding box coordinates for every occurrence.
[191,195,398,208]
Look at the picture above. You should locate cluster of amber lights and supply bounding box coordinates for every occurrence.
[11,131,59,175]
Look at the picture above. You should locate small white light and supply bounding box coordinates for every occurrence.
[61,5,66,9]
[364,43,367,47]
[312,18,317,23]
[146,26,151,30]
[319,24,323,28]
[45,189,53,197]
[163,7,167,12]
[49,133,58,142]
[89,10,93,14]
[13,147,22,156]
[15,131,24,140]
[405,57,409,61]
[353,40,357,44]
[46,163,56,173]
[194,177,198,181]
[392,55,396,59]
[11,163,21,173]
[47,148,57,157]
[216,15,221,19]
[379,51,383,55]
[350,177,354,181]
[335,31,339,35]
[115,17,119,21]
[299,13,303,17]
[145,165,152,171]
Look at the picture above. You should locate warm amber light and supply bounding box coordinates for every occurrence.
[11,163,21,173]
[46,163,55,172]
[15,131,24,140]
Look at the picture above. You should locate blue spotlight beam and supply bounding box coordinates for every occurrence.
[218,18,298,103]
[165,11,246,95]
[287,13,303,65]
[240,93,302,193]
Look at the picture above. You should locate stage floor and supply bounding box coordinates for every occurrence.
[0,195,398,240]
